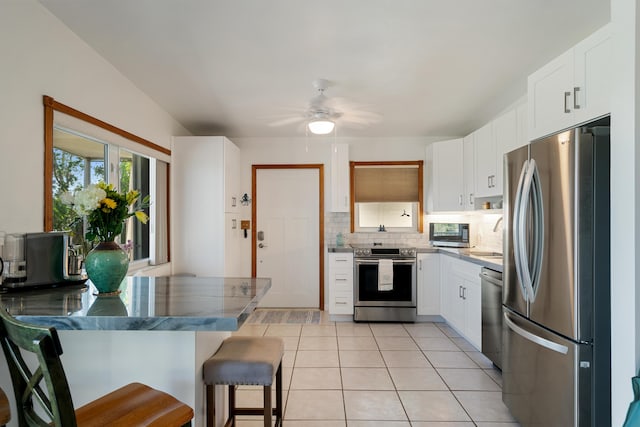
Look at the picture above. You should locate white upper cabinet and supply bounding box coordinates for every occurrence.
[493,108,518,197]
[572,24,611,125]
[223,139,240,213]
[473,122,495,197]
[462,135,475,210]
[473,102,524,199]
[330,143,350,212]
[426,139,464,212]
[528,24,611,140]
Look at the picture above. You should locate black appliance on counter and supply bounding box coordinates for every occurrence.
[1,232,86,290]
[352,244,416,322]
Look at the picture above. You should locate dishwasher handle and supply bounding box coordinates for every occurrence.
[479,270,503,287]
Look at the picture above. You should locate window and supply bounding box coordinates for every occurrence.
[51,128,152,262]
[350,161,424,233]
[44,96,170,267]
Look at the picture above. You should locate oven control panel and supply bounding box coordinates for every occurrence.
[353,247,416,258]
[354,248,371,257]
[399,248,416,257]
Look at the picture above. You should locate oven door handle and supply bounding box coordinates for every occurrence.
[355,259,416,265]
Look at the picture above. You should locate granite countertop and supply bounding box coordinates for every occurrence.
[436,248,503,272]
[0,276,271,331]
[328,245,502,272]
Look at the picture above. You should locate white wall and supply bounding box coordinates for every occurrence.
[610,0,640,424]
[232,135,444,307]
[0,0,189,233]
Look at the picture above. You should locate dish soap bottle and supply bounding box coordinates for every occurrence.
[336,232,344,247]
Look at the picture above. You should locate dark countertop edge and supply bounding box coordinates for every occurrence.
[327,245,502,272]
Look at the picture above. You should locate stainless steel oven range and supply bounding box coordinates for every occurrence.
[352,244,417,322]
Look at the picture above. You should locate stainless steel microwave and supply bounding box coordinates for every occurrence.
[429,223,470,247]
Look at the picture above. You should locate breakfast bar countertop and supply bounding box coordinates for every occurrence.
[0,276,271,332]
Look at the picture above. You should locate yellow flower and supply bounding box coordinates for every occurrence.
[101,198,117,209]
[126,189,140,204]
[97,182,114,191]
[134,210,149,224]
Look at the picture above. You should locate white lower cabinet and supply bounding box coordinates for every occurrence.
[440,256,482,349]
[328,252,354,314]
[417,253,440,315]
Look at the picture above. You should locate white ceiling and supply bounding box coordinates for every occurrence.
[39,0,610,138]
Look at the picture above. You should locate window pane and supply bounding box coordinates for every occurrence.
[119,148,150,261]
[52,128,106,249]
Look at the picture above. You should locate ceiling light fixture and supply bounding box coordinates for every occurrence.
[308,119,335,135]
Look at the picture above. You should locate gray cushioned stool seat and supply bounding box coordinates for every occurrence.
[203,336,284,427]
[203,336,284,386]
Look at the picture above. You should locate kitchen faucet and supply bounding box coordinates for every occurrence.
[493,216,503,232]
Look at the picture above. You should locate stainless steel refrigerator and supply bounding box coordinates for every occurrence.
[502,117,610,427]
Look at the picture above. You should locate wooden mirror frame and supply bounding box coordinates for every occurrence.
[349,160,424,233]
[43,95,172,250]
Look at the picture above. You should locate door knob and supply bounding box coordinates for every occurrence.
[258,243,267,248]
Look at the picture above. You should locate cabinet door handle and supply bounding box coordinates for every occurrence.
[419,259,422,271]
[459,285,463,298]
[459,194,463,206]
[469,193,474,205]
[487,176,491,188]
[573,87,581,109]
[231,196,237,207]
[564,91,571,113]
[462,287,467,300]
[336,301,348,305]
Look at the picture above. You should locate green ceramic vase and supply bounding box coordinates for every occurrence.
[85,241,129,294]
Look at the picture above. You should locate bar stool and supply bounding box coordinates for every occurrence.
[0,308,194,426]
[203,336,284,427]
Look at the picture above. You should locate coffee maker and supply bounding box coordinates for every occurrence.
[0,231,86,289]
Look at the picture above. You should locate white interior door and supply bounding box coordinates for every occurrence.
[256,168,320,308]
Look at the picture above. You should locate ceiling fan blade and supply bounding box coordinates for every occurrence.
[268,116,306,127]
[340,111,382,124]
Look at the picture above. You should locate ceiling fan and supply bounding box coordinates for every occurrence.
[268,79,380,135]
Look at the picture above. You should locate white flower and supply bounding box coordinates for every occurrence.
[72,185,106,216]
[60,191,75,205]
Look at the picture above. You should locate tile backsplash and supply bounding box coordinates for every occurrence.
[325,211,504,252]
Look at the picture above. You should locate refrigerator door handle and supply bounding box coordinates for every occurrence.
[516,160,537,302]
[504,312,569,355]
[528,160,545,301]
[512,160,530,301]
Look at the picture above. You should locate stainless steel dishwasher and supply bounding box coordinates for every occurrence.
[480,267,503,370]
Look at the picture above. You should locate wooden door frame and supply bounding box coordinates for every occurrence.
[251,164,325,310]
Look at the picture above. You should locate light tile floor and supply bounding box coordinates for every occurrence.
[232,317,521,427]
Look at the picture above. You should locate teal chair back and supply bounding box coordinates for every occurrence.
[0,308,77,426]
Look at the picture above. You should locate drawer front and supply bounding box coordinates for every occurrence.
[332,272,353,292]
[332,292,354,314]
[330,253,354,272]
